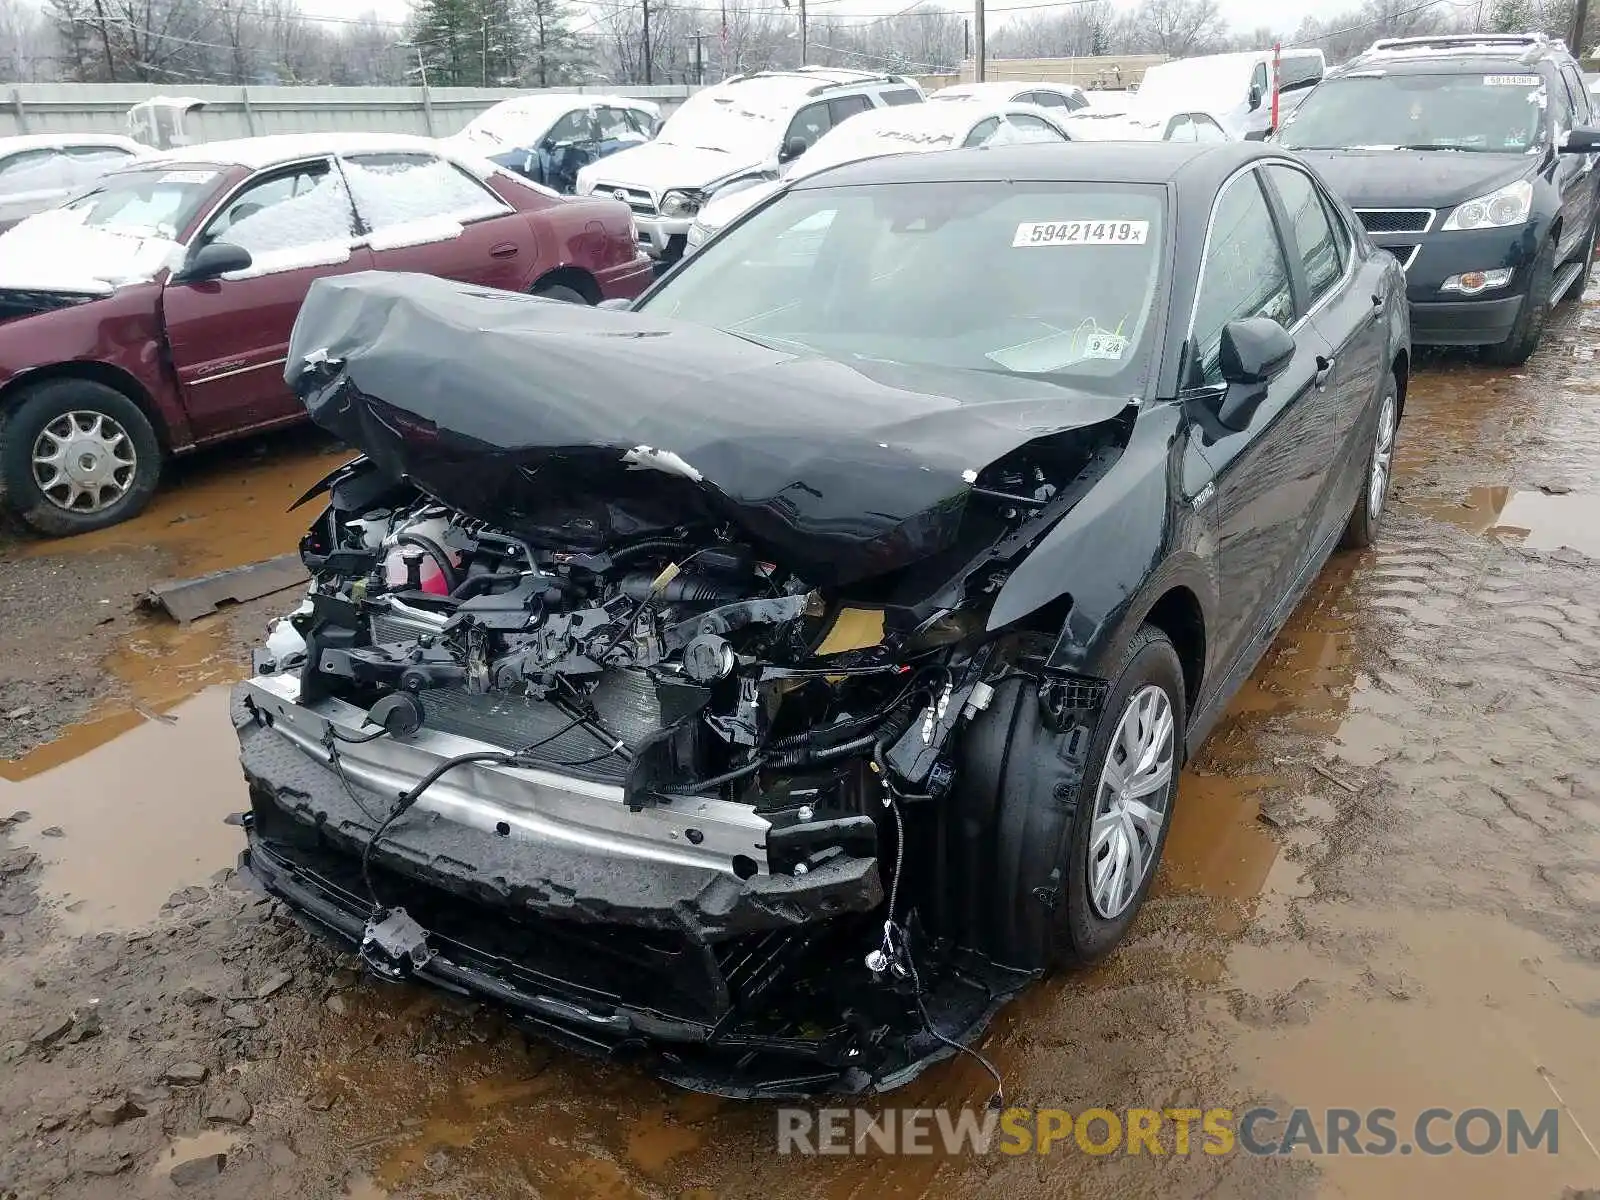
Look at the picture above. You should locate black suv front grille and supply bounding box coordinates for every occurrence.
[1356,209,1434,234]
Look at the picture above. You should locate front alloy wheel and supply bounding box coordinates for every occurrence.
[1087,684,1175,919]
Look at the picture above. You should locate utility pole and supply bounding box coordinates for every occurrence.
[481,18,489,86]
[1570,0,1589,57]
[963,18,970,61]
[799,0,807,65]
[973,0,985,82]
[690,29,708,84]
[642,0,652,84]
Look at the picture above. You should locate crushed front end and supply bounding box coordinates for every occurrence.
[236,272,1134,1097]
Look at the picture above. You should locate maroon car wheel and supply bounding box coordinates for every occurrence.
[0,379,162,536]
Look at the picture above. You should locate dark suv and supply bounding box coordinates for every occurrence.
[1277,33,1600,363]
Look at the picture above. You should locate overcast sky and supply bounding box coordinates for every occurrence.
[299,0,1333,43]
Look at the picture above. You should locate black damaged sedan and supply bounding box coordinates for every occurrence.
[235,142,1409,1097]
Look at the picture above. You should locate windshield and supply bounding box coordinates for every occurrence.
[657,91,778,156]
[58,166,220,239]
[1279,71,1548,152]
[644,179,1167,392]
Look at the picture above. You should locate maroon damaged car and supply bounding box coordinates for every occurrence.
[0,131,653,535]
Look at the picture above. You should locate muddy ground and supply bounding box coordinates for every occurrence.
[3,301,1600,1200]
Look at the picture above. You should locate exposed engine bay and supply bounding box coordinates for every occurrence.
[236,271,1138,1096]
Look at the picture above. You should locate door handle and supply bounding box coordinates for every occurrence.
[1314,355,1335,389]
[489,242,519,259]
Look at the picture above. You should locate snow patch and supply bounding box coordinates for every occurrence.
[215,171,360,278]
[364,216,462,252]
[343,157,507,231]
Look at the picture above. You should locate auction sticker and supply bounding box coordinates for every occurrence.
[1014,220,1149,247]
[1484,74,1540,86]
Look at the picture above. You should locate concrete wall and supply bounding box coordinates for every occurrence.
[0,83,699,142]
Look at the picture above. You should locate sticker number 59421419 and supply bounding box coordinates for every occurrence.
[1013,220,1149,247]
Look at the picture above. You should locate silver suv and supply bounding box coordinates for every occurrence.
[575,67,924,262]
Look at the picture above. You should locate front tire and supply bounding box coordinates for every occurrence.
[1481,237,1555,366]
[0,379,161,536]
[955,626,1186,971]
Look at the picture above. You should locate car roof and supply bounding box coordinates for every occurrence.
[474,93,658,117]
[789,101,1066,179]
[135,131,453,171]
[791,139,1266,191]
[934,81,1082,101]
[0,133,145,155]
[1339,32,1573,75]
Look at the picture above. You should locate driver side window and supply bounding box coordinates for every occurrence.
[784,102,833,154]
[1250,62,1269,101]
[1190,170,1294,386]
[199,159,358,272]
[546,109,594,144]
[962,116,1002,147]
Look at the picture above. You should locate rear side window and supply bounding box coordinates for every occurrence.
[829,94,873,124]
[879,88,922,107]
[1191,114,1228,142]
[1166,115,1196,142]
[1265,164,1342,307]
[1191,170,1293,385]
[343,152,508,230]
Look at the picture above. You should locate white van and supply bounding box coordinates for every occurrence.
[574,67,924,262]
[1134,49,1325,141]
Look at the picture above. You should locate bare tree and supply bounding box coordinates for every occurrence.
[1132,0,1227,56]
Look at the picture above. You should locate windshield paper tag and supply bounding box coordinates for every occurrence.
[1082,332,1128,360]
[158,170,216,185]
[1484,74,1540,86]
[1014,220,1149,247]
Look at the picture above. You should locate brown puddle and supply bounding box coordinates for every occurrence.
[1422,485,1600,559]
[1227,909,1600,1200]
[20,428,348,576]
[2,685,247,933]
[1,616,246,783]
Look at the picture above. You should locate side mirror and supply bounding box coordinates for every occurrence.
[1247,82,1263,111]
[779,136,808,163]
[1562,126,1600,153]
[596,297,632,311]
[1209,317,1295,431]
[173,240,252,284]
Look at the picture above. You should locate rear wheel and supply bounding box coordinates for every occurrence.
[0,379,162,536]
[1481,236,1555,366]
[954,626,1185,971]
[1340,376,1398,551]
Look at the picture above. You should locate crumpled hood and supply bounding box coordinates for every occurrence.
[581,140,753,196]
[287,271,1133,587]
[0,208,179,296]
[1289,149,1536,210]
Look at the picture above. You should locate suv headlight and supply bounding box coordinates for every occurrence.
[660,189,702,219]
[1440,179,1533,231]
